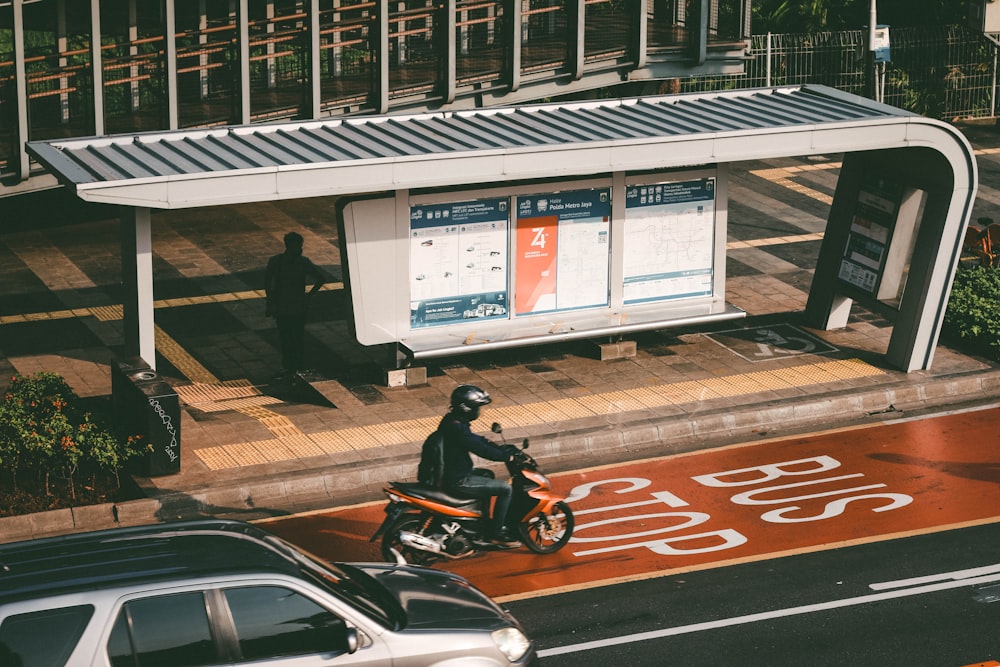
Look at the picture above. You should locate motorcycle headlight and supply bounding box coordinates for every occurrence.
[491,626,531,663]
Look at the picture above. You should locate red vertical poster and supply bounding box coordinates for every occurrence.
[515,215,558,315]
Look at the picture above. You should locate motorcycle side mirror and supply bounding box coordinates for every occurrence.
[522,438,529,449]
[491,422,502,434]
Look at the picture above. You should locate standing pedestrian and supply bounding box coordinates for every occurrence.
[265,231,328,375]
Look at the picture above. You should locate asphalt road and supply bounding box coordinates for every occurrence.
[507,522,1000,666]
[263,405,1000,666]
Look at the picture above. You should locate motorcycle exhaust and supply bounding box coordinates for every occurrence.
[398,530,443,554]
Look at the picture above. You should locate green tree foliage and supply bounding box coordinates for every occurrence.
[753,0,969,33]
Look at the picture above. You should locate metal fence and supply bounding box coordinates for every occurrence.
[681,25,998,121]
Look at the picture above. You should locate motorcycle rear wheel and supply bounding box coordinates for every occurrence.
[517,501,574,554]
[381,515,442,566]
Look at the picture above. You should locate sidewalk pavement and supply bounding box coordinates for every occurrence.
[2,121,999,542]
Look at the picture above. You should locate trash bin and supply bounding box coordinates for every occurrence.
[112,357,182,477]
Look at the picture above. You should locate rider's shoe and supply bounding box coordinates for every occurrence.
[490,528,521,547]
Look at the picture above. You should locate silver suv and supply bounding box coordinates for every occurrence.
[0,519,536,666]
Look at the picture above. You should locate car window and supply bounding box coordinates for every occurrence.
[224,585,350,662]
[107,592,218,667]
[0,605,94,667]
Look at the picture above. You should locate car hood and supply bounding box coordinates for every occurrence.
[356,563,515,630]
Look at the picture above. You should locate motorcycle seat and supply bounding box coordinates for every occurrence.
[392,482,482,510]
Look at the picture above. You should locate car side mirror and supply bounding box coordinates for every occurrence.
[345,627,359,654]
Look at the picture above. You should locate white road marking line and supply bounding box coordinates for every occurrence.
[537,571,1000,658]
[870,564,1000,591]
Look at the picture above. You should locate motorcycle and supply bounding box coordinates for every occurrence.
[371,423,574,565]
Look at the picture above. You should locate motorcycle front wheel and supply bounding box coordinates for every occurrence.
[517,501,574,554]
[381,515,442,566]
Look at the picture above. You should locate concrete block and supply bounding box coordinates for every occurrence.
[384,366,428,387]
[115,498,162,527]
[0,514,34,544]
[621,424,661,447]
[656,418,696,444]
[594,340,637,361]
[284,475,330,504]
[199,486,253,513]
[691,413,733,438]
[28,508,75,539]
[72,503,118,532]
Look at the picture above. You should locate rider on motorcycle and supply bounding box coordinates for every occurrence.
[440,385,519,546]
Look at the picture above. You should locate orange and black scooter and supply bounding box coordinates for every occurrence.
[371,425,574,565]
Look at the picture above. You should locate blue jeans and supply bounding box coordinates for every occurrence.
[450,474,512,535]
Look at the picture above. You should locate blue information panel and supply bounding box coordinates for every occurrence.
[409,198,509,328]
[623,178,716,304]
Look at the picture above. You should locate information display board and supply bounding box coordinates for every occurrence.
[623,178,716,304]
[514,188,611,316]
[838,182,901,295]
[409,198,509,328]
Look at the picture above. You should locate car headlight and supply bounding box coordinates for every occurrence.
[491,626,531,662]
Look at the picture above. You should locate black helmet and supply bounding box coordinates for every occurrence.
[450,384,491,417]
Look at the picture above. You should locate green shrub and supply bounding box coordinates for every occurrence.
[0,372,148,500]
[943,266,1000,361]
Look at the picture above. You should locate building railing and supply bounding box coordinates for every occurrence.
[680,25,998,121]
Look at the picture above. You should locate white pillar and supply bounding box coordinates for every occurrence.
[120,207,157,369]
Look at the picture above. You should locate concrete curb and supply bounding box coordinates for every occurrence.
[2,369,998,544]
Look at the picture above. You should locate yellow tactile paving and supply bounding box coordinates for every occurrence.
[484,405,545,428]
[389,418,441,443]
[698,375,763,397]
[279,433,327,459]
[520,400,579,423]
[546,397,598,419]
[745,370,798,390]
[188,395,281,413]
[623,387,674,409]
[221,443,270,467]
[334,426,383,450]
[194,446,239,470]
[363,422,415,446]
[749,163,836,205]
[175,382,261,405]
[89,305,123,321]
[251,438,299,463]
[576,390,648,413]
[155,325,221,385]
[310,431,355,454]
[190,357,885,470]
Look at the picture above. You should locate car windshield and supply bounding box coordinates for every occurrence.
[263,535,405,629]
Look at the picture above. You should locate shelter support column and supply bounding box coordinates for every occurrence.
[804,153,862,332]
[805,148,972,373]
[120,206,156,369]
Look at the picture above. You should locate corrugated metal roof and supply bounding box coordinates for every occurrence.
[26,84,971,209]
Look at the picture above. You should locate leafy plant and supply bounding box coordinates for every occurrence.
[943,266,1000,361]
[0,372,147,500]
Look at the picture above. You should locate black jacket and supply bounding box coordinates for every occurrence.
[438,414,507,487]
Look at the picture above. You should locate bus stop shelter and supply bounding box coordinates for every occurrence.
[27,84,978,381]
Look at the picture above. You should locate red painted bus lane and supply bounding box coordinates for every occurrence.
[264,406,1000,599]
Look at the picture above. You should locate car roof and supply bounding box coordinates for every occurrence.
[0,519,304,604]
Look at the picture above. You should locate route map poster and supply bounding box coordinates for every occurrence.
[409,197,509,328]
[514,188,611,316]
[623,178,715,304]
[838,181,901,295]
